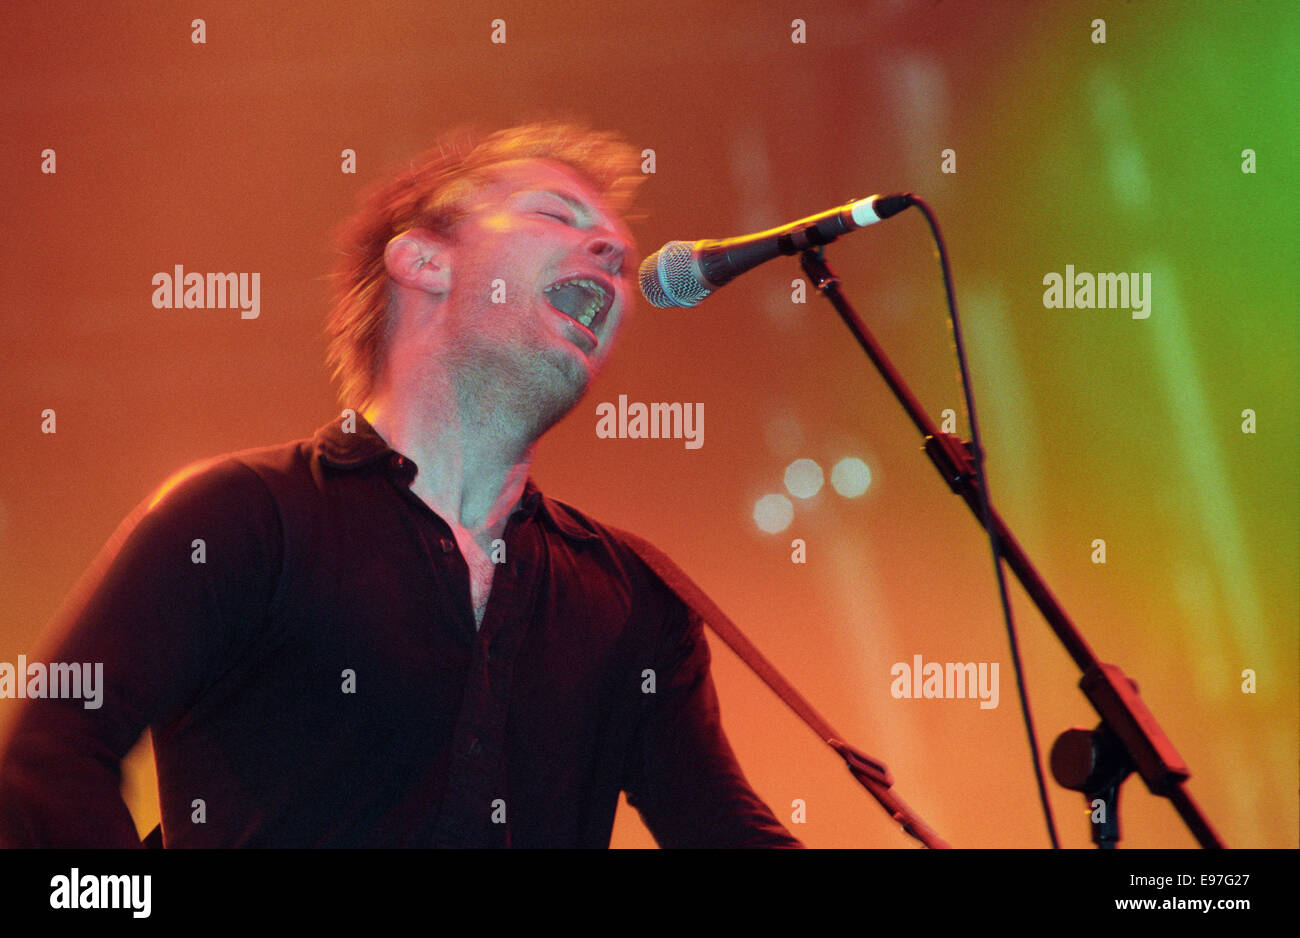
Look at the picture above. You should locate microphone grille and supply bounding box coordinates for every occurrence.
[638,241,711,308]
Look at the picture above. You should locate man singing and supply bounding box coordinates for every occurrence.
[0,123,801,848]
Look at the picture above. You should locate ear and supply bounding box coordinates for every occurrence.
[384,229,451,295]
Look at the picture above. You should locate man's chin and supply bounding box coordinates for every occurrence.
[517,351,592,435]
[453,341,596,439]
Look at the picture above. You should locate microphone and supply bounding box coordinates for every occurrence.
[639,193,914,308]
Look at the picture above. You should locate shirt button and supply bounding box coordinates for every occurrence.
[439,537,455,553]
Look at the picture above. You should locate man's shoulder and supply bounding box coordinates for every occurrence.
[144,435,317,516]
[536,494,700,618]
[537,494,652,564]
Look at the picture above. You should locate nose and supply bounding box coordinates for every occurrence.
[585,231,628,277]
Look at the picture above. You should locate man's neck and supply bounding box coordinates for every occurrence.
[365,376,536,539]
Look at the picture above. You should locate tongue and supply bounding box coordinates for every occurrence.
[545,283,590,320]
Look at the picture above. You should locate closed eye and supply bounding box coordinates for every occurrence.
[535,210,574,224]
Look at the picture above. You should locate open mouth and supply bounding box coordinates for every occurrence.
[542,276,614,335]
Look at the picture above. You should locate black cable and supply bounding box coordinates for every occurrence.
[908,195,1060,848]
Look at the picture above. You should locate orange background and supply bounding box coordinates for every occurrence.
[1,0,1296,848]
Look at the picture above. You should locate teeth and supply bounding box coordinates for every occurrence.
[544,277,608,329]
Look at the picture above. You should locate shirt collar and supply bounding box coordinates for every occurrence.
[312,412,598,543]
[313,411,393,469]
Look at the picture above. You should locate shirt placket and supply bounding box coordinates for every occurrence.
[429,515,541,848]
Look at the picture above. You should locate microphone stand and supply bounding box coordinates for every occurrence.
[799,247,1224,849]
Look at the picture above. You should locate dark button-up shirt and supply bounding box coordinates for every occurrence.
[0,415,800,848]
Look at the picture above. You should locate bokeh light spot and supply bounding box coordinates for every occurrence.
[783,458,824,499]
[830,457,872,497]
[763,410,803,457]
[753,494,794,534]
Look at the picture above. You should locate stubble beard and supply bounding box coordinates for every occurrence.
[450,327,591,446]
